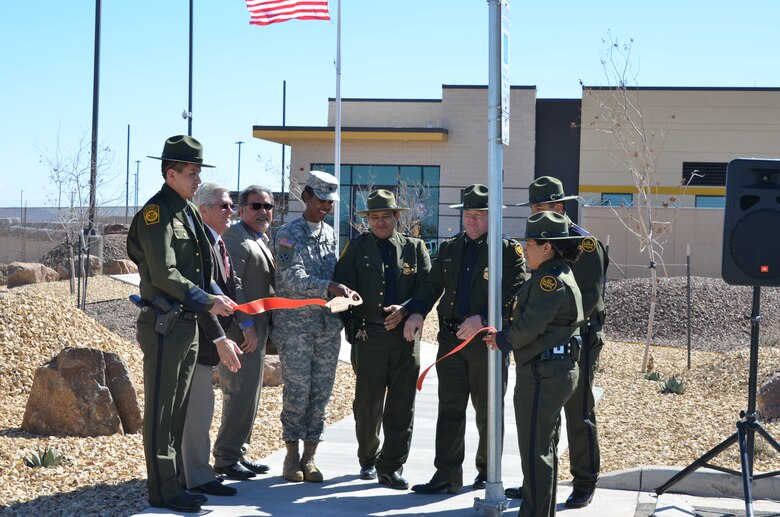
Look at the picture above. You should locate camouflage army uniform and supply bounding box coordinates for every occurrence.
[271,215,343,442]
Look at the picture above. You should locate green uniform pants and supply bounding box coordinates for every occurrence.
[515,357,578,517]
[352,325,420,474]
[137,310,199,505]
[563,328,603,492]
[431,327,507,485]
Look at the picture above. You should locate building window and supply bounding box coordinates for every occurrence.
[601,193,633,207]
[695,195,725,208]
[312,164,440,247]
[683,162,727,186]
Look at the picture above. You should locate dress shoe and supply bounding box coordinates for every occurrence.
[377,470,409,490]
[359,465,377,480]
[191,479,237,496]
[214,462,257,479]
[411,480,462,494]
[472,473,487,489]
[183,492,208,505]
[565,489,595,508]
[150,494,201,513]
[504,486,523,499]
[241,458,270,474]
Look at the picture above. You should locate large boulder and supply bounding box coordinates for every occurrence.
[263,354,283,387]
[22,347,142,436]
[6,262,59,288]
[103,259,137,275]
[103,224,129,235]
[758,369,780,421]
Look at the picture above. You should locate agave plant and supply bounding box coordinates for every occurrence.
[644,371,661,381]
[24,447,63,468]
[660,375,686,395]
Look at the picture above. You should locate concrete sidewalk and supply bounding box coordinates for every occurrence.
[135,337,780,517]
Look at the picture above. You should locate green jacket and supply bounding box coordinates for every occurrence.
[497,256,584,365]
[569,221,608,319]
[127,183,216,312]
[406,232,526,322]
[333,230,432,324]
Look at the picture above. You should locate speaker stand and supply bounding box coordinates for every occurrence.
[655,286,780,517]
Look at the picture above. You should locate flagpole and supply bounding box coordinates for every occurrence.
[333,0,342,243]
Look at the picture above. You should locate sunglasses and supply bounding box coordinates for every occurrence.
[246,202,274,211]
[211,202,235,211]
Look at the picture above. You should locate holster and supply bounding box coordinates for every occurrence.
[569,335,583,363]
[153,294,182,336]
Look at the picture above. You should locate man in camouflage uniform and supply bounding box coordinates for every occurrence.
[272,170,353,483]
[127,136,235,512]
[403,184,526,494]
[506,176,608,509]
[333,189,432,490]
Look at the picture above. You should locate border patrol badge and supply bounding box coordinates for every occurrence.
[539,275,558,292]
[143,204,160,225]
[402,262,414,275]
[581,237,596,253]
[515,243,524,257]
[483,267,489,280]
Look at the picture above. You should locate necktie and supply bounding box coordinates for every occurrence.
[455,238,477,319]
[378,239,397,307]
[218,236,231,277]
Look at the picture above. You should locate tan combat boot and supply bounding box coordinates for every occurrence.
[301,440,323,482]
[282,440,304,482]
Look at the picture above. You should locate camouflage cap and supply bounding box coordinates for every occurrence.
[304,170,340,201]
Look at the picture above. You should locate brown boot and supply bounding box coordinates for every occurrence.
[282,441,304,482]
[301,441,323,482]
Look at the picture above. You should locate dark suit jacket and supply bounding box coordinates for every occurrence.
[223,221,275,346]
[196,227,239,366]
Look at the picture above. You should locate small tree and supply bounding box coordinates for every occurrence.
[582,35,674,371]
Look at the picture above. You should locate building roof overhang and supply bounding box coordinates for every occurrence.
[252,125,448,145]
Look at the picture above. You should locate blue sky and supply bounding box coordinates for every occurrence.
[2,1,779,207]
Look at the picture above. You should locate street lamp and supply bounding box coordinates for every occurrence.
[134,160,141,210]
[235,141,244,192]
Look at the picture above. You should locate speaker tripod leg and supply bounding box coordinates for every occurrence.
[655,431,738,495]
[736,419,755,517]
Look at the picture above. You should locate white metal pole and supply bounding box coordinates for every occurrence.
[333,0,342,242]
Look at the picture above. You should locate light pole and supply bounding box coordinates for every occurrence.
[134,160,141,210]
[235,140,244,192]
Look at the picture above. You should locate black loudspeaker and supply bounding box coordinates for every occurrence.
[722,158,780,286]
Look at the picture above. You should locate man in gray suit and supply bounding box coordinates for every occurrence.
[213,185,276,479]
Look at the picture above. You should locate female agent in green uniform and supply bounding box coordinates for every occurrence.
[484,211,584,517]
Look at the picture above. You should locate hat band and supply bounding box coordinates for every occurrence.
[528,193,567,204]
[463,203,488,209]
[526,231,569,239]
[160,152,203,163]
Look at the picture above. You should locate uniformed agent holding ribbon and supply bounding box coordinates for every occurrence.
[333,189,432,490]
[403,184,526,495]
[484,211,585,517]
[127,135,236,513]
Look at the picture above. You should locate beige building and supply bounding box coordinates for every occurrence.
[254,85,780,279]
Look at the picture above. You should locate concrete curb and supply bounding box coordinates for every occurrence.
[597,465,780,500]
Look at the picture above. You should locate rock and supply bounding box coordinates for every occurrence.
[21,347,141,436]
[6,262,59,288]
[103,259,137,275]
[758,369,780,421]
[263,354,283,387]
[103,224,129,235]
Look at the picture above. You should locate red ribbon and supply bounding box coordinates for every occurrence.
[233,297,327,315]
[416,326,497,391]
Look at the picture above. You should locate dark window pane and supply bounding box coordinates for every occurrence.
[400,166,422,184]
[683,162,727,186]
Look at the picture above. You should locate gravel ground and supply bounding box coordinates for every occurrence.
[0,275,779,515]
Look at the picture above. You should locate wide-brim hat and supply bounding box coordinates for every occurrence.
[449,184,502,210]
[304,170,340,201]
[517,176,578,206]
[517,211,585,241]
[147,135,215,168]
[356,189,409,216]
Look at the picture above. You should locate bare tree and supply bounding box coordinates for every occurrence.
[582,35,675,371]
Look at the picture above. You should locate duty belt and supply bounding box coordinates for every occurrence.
[580,310,605,334]
[540,343,570,360]
[179,311,198,320]
[440,318,463,334]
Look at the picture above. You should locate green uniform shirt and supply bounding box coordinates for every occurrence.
[569,221,607,318]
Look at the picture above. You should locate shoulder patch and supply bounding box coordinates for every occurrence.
[143,204,160,225]
[539,275,558,292]
[278,236,295,249]
[339,241,350,259]
[581,237,596,253]
[514,243,524,257]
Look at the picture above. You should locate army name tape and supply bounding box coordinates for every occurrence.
[417,325,497,391]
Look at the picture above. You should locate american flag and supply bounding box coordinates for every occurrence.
[245,0,330,26]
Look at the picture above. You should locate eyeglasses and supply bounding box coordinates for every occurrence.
[211,202,235,211]
[246,202,274,211]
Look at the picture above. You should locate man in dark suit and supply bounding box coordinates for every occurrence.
[213,185,276,479]
[180,182,244,496]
